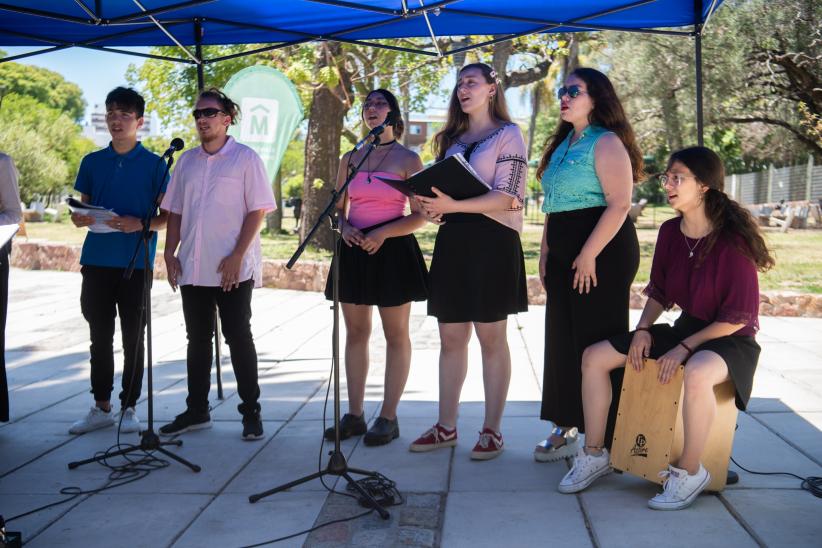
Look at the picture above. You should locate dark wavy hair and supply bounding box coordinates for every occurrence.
[536,67,644,183]
[433,62,512,161]
[362,89,405,139]
[197,87,240,125]
[669,146,775,272]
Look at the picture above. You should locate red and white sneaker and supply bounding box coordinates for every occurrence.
[470,428,504,460]
[409,423,457,452]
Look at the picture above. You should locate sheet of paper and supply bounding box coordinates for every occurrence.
[0,223,19,247]
[67,197,119,234]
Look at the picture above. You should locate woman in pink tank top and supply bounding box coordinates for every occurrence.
[322,89,429,446]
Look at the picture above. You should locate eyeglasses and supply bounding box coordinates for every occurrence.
[192,108,226,120]
[557,85,587,100]
[363,100,390,110]
[658,173,697,187]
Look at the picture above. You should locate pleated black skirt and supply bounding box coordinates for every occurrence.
[324,219,428,307]
[427,213,528,323]
[608,312,760,411]
[540,207,639,434]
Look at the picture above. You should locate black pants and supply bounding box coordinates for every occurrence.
[80,265,147,408]
[541,207,639,436]
[1,241,10,422]
[180,280,260,417]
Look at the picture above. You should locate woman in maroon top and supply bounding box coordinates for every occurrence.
[556,147,774,510]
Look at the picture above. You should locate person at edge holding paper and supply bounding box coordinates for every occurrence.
[558,146,772,510]
[0,151,22,423]
[533,68,642,463]
[68,87,169,435]
[322,89,428,447]
[160,88,275,441]
[413,63,528,461]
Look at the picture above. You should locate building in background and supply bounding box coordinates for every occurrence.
[82,105,158,147]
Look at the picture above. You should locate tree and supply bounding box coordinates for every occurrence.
[0,94,95,203]
[0,58,86,121]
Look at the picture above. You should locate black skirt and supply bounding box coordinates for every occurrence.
[427,213,528,323]
[324,219,428,307]
[608,312,760,411]
[541,206,639,434]
[1,241,10,422]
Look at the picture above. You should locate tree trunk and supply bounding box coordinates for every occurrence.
[528,83,543,159]
[561,36,580,81]
[660,86,683,152]
[299,44,348,250]
[267,169,283,232]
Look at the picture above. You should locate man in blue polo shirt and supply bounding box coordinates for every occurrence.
[69,87,168,435]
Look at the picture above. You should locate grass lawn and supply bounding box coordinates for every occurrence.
[20,204,822,293]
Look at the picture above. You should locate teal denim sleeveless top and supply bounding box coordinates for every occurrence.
[540,125,611,214]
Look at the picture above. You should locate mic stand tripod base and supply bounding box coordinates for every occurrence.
[68,429,201,473]
[248,449,390,520]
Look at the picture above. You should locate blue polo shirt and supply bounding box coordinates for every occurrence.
[74,142,169,269]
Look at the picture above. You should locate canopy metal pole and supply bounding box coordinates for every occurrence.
[194,18,204,90]
[694,22,704,146]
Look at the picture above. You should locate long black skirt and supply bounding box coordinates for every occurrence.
[608,312,760,411]
[541,206,639,435]
[324,219,428,308]
[1,241,10,422]
[428,213,528,323]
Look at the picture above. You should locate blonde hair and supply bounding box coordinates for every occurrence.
[433,63,512,161]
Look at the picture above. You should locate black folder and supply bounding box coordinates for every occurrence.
[375,153,490,200]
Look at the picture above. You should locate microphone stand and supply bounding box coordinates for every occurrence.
[69,148,201,473]
[249,135,391,519]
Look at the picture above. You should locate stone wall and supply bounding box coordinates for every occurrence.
[11,241,822,317]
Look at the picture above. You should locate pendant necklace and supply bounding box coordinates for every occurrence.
[366,140,396,183]
[684,233,704,259]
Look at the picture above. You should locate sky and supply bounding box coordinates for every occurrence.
[3,46,533,129]
[4,47,148,121]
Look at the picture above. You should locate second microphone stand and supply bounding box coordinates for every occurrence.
[69,149,201,473]
[249,135,391,518]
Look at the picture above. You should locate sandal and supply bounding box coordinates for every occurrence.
[534,426,579,462]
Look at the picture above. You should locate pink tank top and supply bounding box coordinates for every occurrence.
[346,171,407,229]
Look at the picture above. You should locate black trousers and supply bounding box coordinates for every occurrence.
[80,265,147,408]
[541,207,639,437]
[1,241,10,422]
[180,280,260,417]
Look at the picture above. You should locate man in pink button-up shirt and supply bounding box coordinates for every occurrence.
[159,88,276,441]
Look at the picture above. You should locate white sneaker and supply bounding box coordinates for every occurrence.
[118,407,141,434]
[69,406,115,434]
[558,447,612,494]
[648,463,710,510]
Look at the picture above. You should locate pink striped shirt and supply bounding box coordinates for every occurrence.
[160,137,276,288]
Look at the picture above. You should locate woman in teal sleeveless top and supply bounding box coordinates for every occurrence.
[533,68,642,462]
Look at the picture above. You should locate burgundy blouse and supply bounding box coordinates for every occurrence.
[644,218,760,336]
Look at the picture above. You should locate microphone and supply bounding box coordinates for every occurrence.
[352,112,395,151]
[162,137,185,158]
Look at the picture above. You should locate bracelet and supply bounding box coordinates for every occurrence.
[678,341,694,358]
[635,326,652,333]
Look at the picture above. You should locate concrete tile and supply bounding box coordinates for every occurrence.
[752,411,822,465]
[583,488,756,548]
[172,492,327,548]
[25,493,211,548]
[442,491,591,547]
[722,488,822,547]
[728,413,822,489]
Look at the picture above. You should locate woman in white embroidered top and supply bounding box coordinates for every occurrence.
[413,63,528,461]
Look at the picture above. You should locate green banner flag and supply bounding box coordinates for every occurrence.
[224,66,303,180]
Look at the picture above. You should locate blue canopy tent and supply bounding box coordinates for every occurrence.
[0,0,724,143]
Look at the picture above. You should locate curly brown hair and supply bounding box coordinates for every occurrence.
[197,87,241,125]
[535,67,644,183]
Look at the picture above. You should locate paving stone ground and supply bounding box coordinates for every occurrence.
[1,269,821,547]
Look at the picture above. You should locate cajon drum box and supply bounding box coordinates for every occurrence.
[610,359,738,492]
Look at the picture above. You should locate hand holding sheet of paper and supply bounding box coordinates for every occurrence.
[67,197,119,233]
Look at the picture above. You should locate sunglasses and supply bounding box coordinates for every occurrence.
[658,173,697,187]
[192,108,226,120]
[557,85,586,100]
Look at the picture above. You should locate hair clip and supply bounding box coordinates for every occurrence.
[489,69,498,79]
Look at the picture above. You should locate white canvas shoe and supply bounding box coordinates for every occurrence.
[118,407,141,434]
[648,463,710,510]
[558,447,612,494]
[69,406,115,434]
